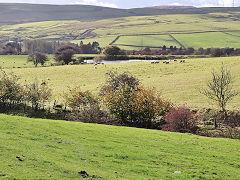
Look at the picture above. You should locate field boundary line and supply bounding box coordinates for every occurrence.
[109,35,120,45]
[113,44,163,48]
[110,30,240,48]
[168,33,185,49]
[222,32,240,38]
[74,29,96,40]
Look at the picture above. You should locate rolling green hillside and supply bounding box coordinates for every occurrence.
[2,7,240,49]
[0,114,240,179]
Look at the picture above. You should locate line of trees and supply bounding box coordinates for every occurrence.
[133,47,240,57]
[0,40,102,55]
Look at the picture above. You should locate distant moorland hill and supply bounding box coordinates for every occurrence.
[0,3,240,25]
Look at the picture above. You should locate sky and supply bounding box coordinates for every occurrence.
[0,0,239,8]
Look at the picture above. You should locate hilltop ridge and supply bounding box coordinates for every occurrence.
[0,3,240,25]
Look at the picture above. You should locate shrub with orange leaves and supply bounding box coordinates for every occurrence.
[132,87,172,127]
[100,72,172,128]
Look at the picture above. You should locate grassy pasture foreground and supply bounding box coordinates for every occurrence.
[0,114,240,179]
[7,56,240,109]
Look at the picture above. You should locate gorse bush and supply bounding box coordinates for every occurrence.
[100,72,172,128]
[163,106,199,133]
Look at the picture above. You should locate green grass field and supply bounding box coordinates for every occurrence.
[0,114,240,179]
[4,56,240,109]
[172,32,240,49]
[0,55,30,68]
[227,31,240,36]
[113,35,180,48]
[71,36,117,48]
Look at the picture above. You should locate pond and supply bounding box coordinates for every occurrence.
[85,59,153,64]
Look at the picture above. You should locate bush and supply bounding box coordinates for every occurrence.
[93,56,105,63]
[130,87,172,128]
[224,112,240,128]
[66,104,118,125]
[0,70,23,106]
[199,126,240,139]
[64,87,117,124]
[24,80,52,111]
[162,106,199,133]
[64,87,98,109]
[100,72,139,125]
[100,72,171,128]
[199,110,240,128]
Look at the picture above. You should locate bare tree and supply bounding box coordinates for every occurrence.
[201,64,238,126]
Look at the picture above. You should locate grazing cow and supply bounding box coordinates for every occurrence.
[165,61,170,64]
[174,59,177,62]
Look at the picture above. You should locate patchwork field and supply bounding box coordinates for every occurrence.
[4,56,240,109]
[0,114,240,179]
[2,12,240,50]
